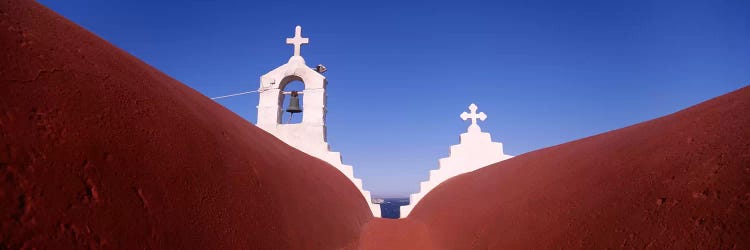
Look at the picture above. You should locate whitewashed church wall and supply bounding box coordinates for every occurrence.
[401,104,513,218]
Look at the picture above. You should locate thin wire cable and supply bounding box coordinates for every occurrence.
[211,90,259,100]
[210,87,325,100]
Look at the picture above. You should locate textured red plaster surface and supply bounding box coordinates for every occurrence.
[406,85,750,249]
[0,1,371,249]
[2,0,749,249]
[359,218,437,250]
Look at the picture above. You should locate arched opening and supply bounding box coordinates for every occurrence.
[279,79,305,124]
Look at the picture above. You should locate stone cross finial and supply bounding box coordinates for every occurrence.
[286,25,309,57]
[460,103,487,132]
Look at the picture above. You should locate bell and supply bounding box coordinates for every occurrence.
[286,91,302,114]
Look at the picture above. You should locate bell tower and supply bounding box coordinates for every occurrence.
[256,25,326,148]
[256,26,381,217]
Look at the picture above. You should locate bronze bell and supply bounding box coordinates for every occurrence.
[286,91,302,114]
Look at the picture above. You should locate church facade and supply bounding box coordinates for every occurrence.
[254,27,514,219]
[255,26,381,217]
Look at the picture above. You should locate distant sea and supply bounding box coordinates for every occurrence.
[375,197,410,219]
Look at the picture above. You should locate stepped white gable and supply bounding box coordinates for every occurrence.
[400,103,512,217]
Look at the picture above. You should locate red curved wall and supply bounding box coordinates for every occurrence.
[0,1,372,249]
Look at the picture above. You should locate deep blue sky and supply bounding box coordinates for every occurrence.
[40,0,749,197]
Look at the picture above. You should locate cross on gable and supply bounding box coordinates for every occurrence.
[286,25,309,57]
[460,103,487,132]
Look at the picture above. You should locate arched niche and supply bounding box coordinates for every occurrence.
[278,76,305,124]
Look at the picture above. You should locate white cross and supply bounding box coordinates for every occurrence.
[286,25,309,57]
[460,103,487,132]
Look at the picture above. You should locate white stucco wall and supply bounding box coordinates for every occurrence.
[400,104,512,218]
